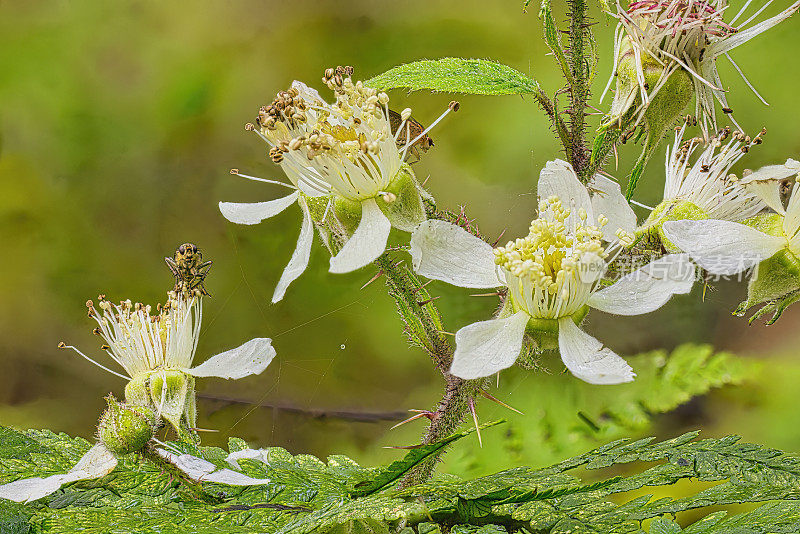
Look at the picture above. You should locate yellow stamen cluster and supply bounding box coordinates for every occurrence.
[494,197,606,289]
[493,197,610,319]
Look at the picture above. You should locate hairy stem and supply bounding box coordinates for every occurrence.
[567,0,591,180]
[374,253,479,487]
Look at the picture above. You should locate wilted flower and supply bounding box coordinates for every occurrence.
[220,66,455,302]
[410,160,694,384]
[62,291,275,438]
[605,0,800,134]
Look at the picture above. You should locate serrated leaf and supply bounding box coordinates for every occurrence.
[350,420,505,498]
[367,58,541,96]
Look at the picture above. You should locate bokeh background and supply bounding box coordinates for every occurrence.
[1,0,800,478]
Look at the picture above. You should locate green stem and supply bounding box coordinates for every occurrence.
[374,253,480,487]
[568,0,590,180]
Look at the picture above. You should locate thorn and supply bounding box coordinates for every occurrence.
[360,270,384,290]
[491,228,507,247]
[481,391,524,415]
[439,330,455,336]
[421,175,431,187]
[382,444,425,450]
[469,292,501,297]
[468,397,482,448]
[392,260,404,269]
[189,428,220,433]
[413,280,434,294]
[417,296,441,306]
[613,143,619,170]
[389,409,435,430]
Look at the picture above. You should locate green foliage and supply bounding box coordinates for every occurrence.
[445,344,752,475]
[5,421,800,533]
[366,58,541,96]
[351,420,504,497]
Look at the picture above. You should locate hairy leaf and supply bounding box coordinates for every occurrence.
[367,58,541,96]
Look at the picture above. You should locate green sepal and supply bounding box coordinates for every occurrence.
[97,395,156,455]
[636,199,707,252]
[735,249,800,324]
[378,165,426,232]
[147,370,196,440]
[602,39,693,199]
[524,307,589,351]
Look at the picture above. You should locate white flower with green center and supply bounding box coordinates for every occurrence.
[640,126,771,246]
[410,160,695,384]
[605,0,800,133]
[663,162,800,276]
[219,68,453,302]
[64,292,275,436]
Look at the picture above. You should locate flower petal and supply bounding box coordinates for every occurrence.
[740,159,800,215]
[557,318,635,385]
[538,160,592,227]
[329,198,391,273]
[218,191,300,225]
[784,183,800,239]
[588,254,695,315]
[449,311,529,379]
[272,197,314,303]
[0,444,117,503]
[590,174,637,235]
[662,219,785,275]
[156,449,271,486]
[189,338,276,380]
[409,220,501,288]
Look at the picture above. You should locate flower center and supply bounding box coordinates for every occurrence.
[494,197,607,319]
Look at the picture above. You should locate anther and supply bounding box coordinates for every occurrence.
[58,342,66,349]
[448,101,460,112]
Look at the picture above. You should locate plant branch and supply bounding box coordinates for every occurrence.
[567,0,591,180]
[374,252,484,487]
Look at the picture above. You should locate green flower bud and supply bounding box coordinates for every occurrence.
[98,395,155,455]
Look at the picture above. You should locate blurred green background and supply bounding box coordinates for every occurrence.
[1,0,800,478]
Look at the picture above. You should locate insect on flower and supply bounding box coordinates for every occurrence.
[388,108,435,163]
[219,66,459,302]
[165,242,212,296]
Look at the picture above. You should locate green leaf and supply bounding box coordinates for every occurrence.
[349,420,505,498]
[443,344,753,477]
[366,58,541,96]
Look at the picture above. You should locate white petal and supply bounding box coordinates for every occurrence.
[538,160,593,226]
[449,311,529,379]
[588,254,695,315]
[740,159,800,215]
[329,198,391,273]
[409,220,501,288]
[225,449,270,470]
[557,318,635,385]
[784,183,800,239]
[218,191,300,225]
[0,444,117,503]
[590,174,637,235]
[156,449,270,486]
[189,338,275,380]
[662,219,785,275]
[272,197,314,303]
